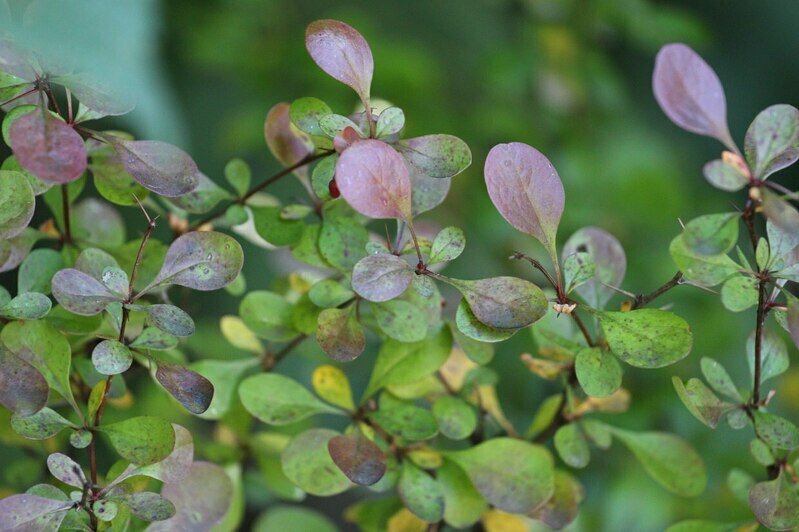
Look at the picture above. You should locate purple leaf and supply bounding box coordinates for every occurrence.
[46,452,86,488]
[9,109,87,183]
[0,229,38,273]
[51,268,120,315]
[335,139,412,221]
[351,253,414,302]
[328,431,387,486]
[0,344,49,416]
[653,43,735,149]
[744,104,799,179]
[397,134,472,178]
[0,494,72,531]
[91,340,132,375]
[447,276,548,330]
[155,362,214,414]
[316,306,366,362]
[484,142,565,256]
[145,304,196,337]
[305,19,373,103]
[411,168,451,217]
[108,138,199,197]
[143,231,244,293]
[148,462,234,532]
[264,102,314,171]
[562,227,627,309]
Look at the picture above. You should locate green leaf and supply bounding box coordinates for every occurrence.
[0,292,51,320]
[574,347,622,397]
[253,506,337,532]
[240,291,297,341]
[239,373,341,425]
[168,173,231,214]
[0,170,36,239]
[130,327,178,351]
[51,268,120,315]
[328,431,387,486]
[669,234,739,287]
[454,300,516,343]
[747,328,789,384]
[752,411,799,450]
[91,339,132,375]
[445,438,554,513]
[142,231,243,293]
[398,462,444,523]
[364,325,452,397]
[429,227,465,264]
[117,491,175,522]
[224,158,251,197]
[144,304,195,337]
[318,207,369,270]
[682,213,739,256]
[318,113,363,138]
[449,320,494,365]
[369,404,438,441]
[608,426,707,496]
[373,300,427,342]
[252,205,305,247]
[308,279,354,308]
[672,377,735,428]
[289,97,333,138]
[720,276,758,312]
[18,248,63,295]
[311,155,336,201]
[445,276,547,330]
[748,472,799,530]
[281,428,351,496]
[398,134,471,178]
[597,309,692,368]
[90,149,149,207]
[744,104,799,179]
[700,357,742,402]
[756,237,770,270]
[432,395,477,440]
[110,424,194,484]
[375,107,404,138]
[563,251,596,294]
[702,158,749,191]
[750,438,775,466]
[351,253,413,302]
[437,460,486,528]
[1,320,77,413]
[100,416,175,465]
[554,423,590,468]
[11,407,75,439]
[316,306,365,362]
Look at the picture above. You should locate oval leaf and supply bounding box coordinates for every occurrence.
[744,104,799,179]
[10,109,87,183]
[328,431,387,486]
[305,19,373,102]
[448,276,547,330]
[239,373,341,425]
[351,253,413,302]
[398,134,471,178]
[598,309,693,368]
[109,138,199,197]
[156,362,214,414]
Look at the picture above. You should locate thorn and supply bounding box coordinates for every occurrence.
[132,194,154,225]
[677,217,685,230]
[599,281,636,298]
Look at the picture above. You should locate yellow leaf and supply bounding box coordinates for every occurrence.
[312,365,355,411]
[482,509,527,532]
[220,315,263,354]
[387,508,426,532]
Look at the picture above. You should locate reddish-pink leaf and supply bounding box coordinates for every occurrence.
[351,253,414,302]
[335,139,412,221]
[109,138,199,197]
[10,109,87,183]
[305,19,373,103]
[653,43,734,149]
[0,345,49,416]
[484,142,564,255]
[264,103,314,170]
[328,431,387,486]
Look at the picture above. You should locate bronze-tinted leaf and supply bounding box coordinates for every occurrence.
[328,431,387,486]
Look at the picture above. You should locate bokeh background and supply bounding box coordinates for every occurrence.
[1,0,798,530]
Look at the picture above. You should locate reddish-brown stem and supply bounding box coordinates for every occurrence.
[510,251,565,300]
[631,271,683,310]
[61,185,72,245]
[262,334,307,371]
[0,86,38,108]
[752,278,768,405]
[186,150,334,233]
[569,311,594,347]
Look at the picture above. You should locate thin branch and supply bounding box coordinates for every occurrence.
[631,271,683,310]
[569,311,595,347]
[61,185,72,245]
[510,251,563,299]
[186,150,334,233]
[262,334,307,371]
[752,278,768,405]
[0,86,37,107]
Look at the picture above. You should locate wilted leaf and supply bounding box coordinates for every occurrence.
[239,373,342,425]
[265,102,314,170]
[598,309,692,368]
[485,142,564,257]
[10,109,87,183]
[156,362,214,414]
[108,137,199,197]
[752,411,799,450]
[317,306,366,362]
[531,470,584,529]
[653,43,734,149]
[328,431,387,486]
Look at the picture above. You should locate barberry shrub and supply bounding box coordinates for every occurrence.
[0,13,795,531]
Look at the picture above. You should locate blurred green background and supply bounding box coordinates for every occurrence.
[2,0,799,529]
